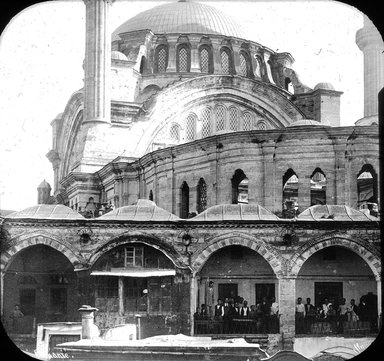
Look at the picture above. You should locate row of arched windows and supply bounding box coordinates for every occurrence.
[166,107,267,143]
[153,164,378,219]
[154,43,259,77]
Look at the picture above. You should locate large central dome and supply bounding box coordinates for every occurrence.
[113,0,245,40]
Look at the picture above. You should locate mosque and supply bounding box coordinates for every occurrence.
[1,0,382,355]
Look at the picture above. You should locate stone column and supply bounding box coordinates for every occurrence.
[78,305,99,339]
[356,15,384,119]
[262,142,276,211]
[190,43,200,72]
[167,37,177,72]
[83,0,113,124]
[118,277,124,315]
[190,275,197,336]
[298,175,311,212]
[377,279,382,329]
[278,277,296,350]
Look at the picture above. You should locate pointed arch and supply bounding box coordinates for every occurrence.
[180,181,190,219]
[192,232,284,277]
[1,233,81,272]
[290,237,381,281]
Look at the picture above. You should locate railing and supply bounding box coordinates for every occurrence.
[194,315,280,335]
[296,316,374,336]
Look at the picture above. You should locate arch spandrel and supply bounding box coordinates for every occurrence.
[191,232,284,278]
[290,236,381,281]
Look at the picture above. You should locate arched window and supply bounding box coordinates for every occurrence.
[169,123,180,142]
[255,56,263,78]
[285,77,294,93]
[357,164,378,216]
[220,48,232,75]
[180,181,189,219]
[196,178,207,213]
[155,45,168,73]
[229,107,239,131]
[186,114,197,141]
[149,190,154,201]
[177,45,190,72]
[310,168,327,205]
[199,46,213,73]
[139,56,145,74]
[201,107,212,138]
[215,105,225,132]
[243,112,253,131]
[282,169,298,216]
[257,121,267,130]
[232,169,248,204]
[239,52,252,77]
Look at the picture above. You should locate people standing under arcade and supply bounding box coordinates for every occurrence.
[337,298,348,333]
[304,298,316,334]
[240,300,249,318]
[295,297,306,334]
[206,281,215,317]
[270,297,279,333]
[347,299,359,323]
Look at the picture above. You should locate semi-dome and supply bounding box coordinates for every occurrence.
[113,0,245,41]
[6,205,85,220]
[188,204,280,222]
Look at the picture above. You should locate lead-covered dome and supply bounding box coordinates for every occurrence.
[112,0,245,40]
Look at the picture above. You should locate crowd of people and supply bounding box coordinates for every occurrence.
[194,296,279,334]
[295,293,378,334]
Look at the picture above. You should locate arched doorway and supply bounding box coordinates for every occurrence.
[296,246,378,336]
[3,245,78,334]
[90,241,188,336]
[195,245,278,334]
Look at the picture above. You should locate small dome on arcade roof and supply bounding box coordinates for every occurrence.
[98,199,180,221]
[188,203,280,222]
[297,205,378,221]
[6,205,85,220]
[314,82,335,91]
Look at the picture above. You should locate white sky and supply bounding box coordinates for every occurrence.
[0,0,365,212]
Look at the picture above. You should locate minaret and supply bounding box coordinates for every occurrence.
[356,15,384,124]
[83,0,113,124]
[78,0,116,174]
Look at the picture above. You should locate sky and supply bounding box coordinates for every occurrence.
[0,0,366,212]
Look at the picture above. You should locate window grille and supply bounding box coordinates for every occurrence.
[178,47,188,72]
[157,47,167,72]
[200,48,209,73]
[186,114,197,140]
[243,112,252,130]
[221,50,230,74]
[229,107,239,131]
[201,108,212,137]
[257,121,267,130]
[197,178,207,213]
[239,53,247,77]
[169,124,180,142]
[125,246,144,267]
[215,106,225,132]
